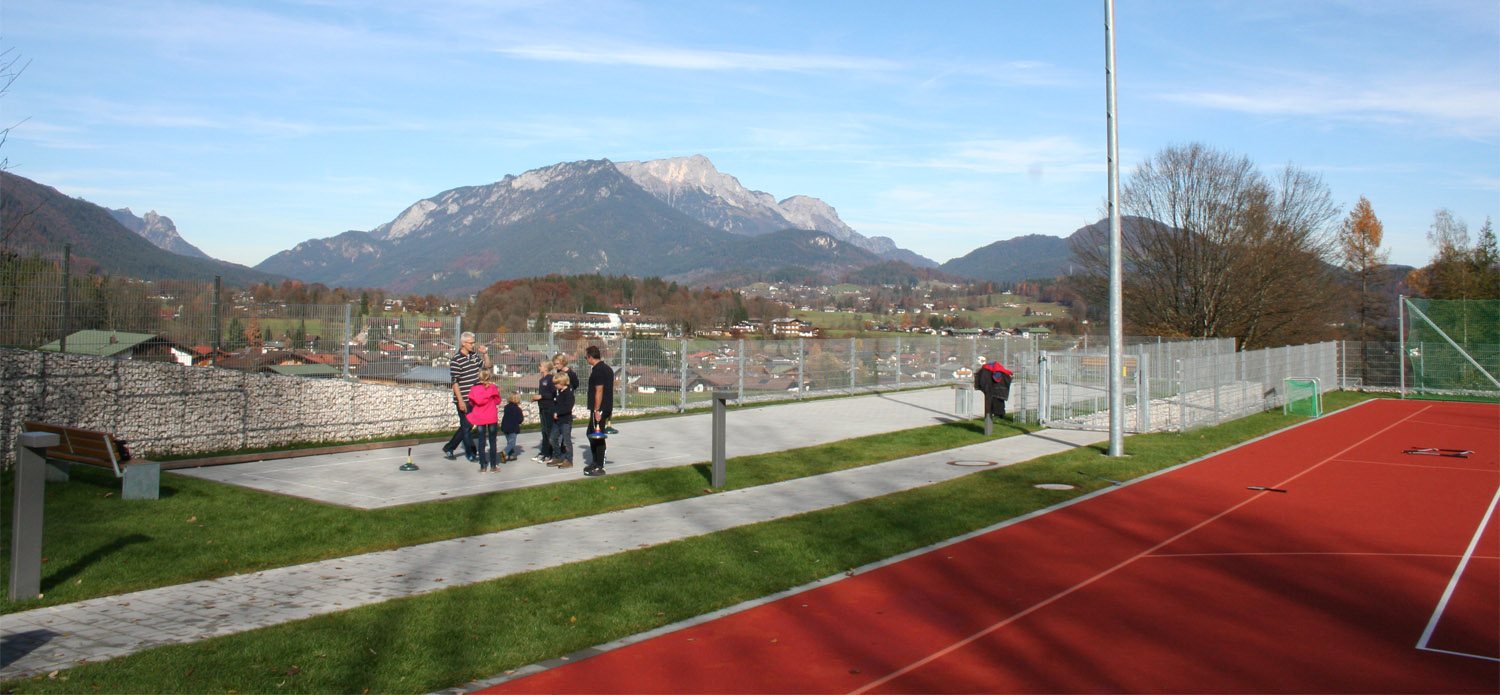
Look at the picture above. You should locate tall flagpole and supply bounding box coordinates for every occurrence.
[1105,0,1125,456]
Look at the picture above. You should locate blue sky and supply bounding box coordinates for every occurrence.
[4,0,1497,270]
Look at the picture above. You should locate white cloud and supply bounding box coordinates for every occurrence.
[496,44,899,73]
[1161,73,1500,139]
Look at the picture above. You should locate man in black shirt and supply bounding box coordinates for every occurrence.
[443,332,489,461]
[583,345,614,476]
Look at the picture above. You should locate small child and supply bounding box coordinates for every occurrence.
[467,369,502,471]
[548,371,575,468]
[500,391,524,461]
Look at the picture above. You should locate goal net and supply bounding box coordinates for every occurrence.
[1283,377,1322,417]
[1403,298,1500,399]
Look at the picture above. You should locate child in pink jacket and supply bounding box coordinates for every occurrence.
[467,369,503,471]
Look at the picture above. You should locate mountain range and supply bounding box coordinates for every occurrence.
[255,156,946,293]
[4,156,1133,292]
[0,171,282,286]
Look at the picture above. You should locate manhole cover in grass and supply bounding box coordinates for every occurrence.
[947,460,998,467]
[1034,483,1077,491]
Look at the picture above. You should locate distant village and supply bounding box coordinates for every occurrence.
[38,282,1054,401]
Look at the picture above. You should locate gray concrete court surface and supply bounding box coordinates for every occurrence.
[173,387,982,508]
[0,388,1105,681]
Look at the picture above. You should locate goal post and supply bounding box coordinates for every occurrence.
[1283,377,1322,417]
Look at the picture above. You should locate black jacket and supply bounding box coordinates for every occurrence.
[975,362,1013,401]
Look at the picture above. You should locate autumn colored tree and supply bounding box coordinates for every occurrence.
[1336,196,1391,384]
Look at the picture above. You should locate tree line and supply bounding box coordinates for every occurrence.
[1068,142,1497,351]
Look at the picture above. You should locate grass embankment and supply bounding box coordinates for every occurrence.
[0,392,1378,694]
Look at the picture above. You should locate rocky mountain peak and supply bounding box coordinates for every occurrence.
[613,155,932,266]
[108,207,212,260]
[614,155,777,212]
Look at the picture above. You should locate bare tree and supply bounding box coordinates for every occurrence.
[1070,143,1342,349]
[0,46,29,171]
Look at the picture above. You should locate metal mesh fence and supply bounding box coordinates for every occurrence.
[8,255,1479,432]
[1040,339,1340,433]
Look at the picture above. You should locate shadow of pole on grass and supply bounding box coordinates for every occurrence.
[39,533,152,593]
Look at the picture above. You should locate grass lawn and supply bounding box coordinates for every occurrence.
[0,392,1380,694]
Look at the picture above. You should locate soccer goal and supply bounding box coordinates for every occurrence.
[1401,297,1500,399]
[1283,377,1322,417]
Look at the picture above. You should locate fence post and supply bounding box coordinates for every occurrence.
[212,275,223,363]
[797,337,805,399]
[60,244,71,353]
[849,337,857,391]
[1338,340,1346,390]
[1138,352,1150,432]
[936,334,943,383]
[620,337,629,410]
[1177,358,1187,431]
[343,303,352,379]
[679,337,688,412]
[1038,352,1051,425]
[1212,349,1222,425]
[895,335,902,389]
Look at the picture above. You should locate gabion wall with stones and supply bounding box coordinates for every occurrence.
[1,348,477,466]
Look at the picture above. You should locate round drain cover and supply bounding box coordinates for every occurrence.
[1034,483,1077,490]
[946,460,998,467]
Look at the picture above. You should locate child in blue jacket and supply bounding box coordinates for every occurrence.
[548,372,575,468]
[500,392,524,462]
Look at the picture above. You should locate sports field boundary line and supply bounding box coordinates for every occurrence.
[1416,483,1500,663]
[447,402,1376,695]
[846,400,1428,695]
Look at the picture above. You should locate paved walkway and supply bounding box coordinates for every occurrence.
[0,389,1104,680]
[173,388,985,508]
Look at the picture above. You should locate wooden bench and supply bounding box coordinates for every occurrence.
[21,422,160,500]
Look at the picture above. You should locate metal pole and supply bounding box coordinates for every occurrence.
[342,303,352,379]
[60,244,70,353]
[213,275,222,362]
[849,337,857,391]
[1105,0,1125,456]
[620,337,629,409]
[797,336,805,399]
[737,338,745,401]
[895,335,902,388]
[1398,296,1406,397]
[711,391,732,488]
[679,337,688,412]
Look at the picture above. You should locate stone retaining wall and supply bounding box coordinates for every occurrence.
[2,349,496,466]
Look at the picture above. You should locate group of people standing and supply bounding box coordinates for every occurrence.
[442,333,613,477]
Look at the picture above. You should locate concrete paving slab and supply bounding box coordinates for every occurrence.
[171,388,977,508]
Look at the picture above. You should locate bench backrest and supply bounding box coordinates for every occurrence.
[22,422,124,478]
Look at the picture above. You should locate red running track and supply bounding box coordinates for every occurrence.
[479,399,1500,693]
